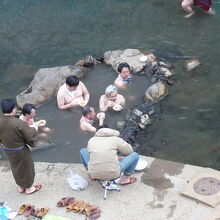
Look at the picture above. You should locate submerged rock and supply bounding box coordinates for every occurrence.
[75,56,97,67]
[103,49,156,73]
[138,114,151,129]
[142,61,174,84]
[141,114,150,125]
[117,121,125,129]
[120,102,154,144]
[75,59,86,66]
[32,140,55,152]
[133,108,143,117]
[144,81,168,103]
[160,67,172,77]
[16,65,85,108]
[140,50,157,62]
[185,59,201,71]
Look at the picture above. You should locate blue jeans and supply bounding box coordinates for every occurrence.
[119,152,139,175]
[80,148,139,176]
[80,148,90,169]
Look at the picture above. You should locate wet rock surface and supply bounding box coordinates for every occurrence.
[141,158,184,190]
[144,81,168,103]
[141,60,174,84]
[103,48,155,73]
[75,55,97,67]
[184,58,201,71]
[142,172,174,190]
[16,65,85,108]
[119,102,154,144]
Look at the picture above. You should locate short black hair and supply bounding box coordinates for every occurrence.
[22,103,36,116]
[66,75,79,87]
[82,106,93,117]
[1,98,17,114]
[97,124,109,131]
[117,62,130,73]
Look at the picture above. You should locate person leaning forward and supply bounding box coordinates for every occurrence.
[57,75,90,110]
[181,0,215,18]
[80,106,105,133]
[80,126,139,184]
[0,98,42,195]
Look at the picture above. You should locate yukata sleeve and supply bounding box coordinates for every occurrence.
[18,122,38,148]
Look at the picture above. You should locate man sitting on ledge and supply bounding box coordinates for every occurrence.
[80,125,139,184]
[57,75,90,110]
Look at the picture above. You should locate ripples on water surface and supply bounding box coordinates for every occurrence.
[0,0,220,168]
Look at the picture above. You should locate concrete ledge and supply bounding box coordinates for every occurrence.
[0,156,213,220]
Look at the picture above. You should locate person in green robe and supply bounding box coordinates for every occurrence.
[0,98,42,195]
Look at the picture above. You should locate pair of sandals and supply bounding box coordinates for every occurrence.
[56,197,101,219]
[18,204,49,218]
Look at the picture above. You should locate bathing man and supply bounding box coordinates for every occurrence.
[80,106,105,133]
[57,75,90,110]
[114,62,132,88]
[20,103,51,137]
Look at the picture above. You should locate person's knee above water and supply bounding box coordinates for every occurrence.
[114,62,132,88]
[181,0,215,18]
[99,84,125,112]
[57,75,90,110]
[80,106,105,133]
[80,125,139,184]
[0,98,42,195]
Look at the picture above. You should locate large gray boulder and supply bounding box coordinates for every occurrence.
[144,81,168,103]
[103,49,156,73]
[16,65,84,108]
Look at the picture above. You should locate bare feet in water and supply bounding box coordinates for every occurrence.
[185,10,196,18]
[208,8,215,15]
